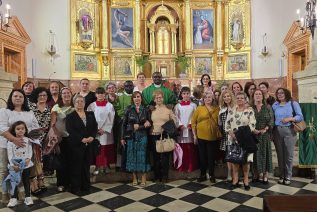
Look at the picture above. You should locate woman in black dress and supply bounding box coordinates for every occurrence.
[66,94,98,194]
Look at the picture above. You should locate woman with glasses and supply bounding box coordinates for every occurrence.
[272,88,303,185]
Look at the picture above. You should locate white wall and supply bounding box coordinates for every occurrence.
[4,0,306,80]
[251,0,306,79]
[2,0,70,80]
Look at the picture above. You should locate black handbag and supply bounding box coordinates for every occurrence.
[225,143,247,164]
[91,139,101,157]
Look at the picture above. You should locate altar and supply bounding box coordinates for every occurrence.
[70,0,252,82]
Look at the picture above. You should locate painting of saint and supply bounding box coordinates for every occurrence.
[78,9,93,41]
[195,57,212,75]
[228,54,248,72]
[231,12,244,43]
[111,8,134,48]
[75,54,98,72]
[113,57,133,77]
[193,9,214,49]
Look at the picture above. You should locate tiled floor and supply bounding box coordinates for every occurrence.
[0,176,316,212]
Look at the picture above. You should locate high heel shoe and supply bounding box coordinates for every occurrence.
[244,183,251,191]
[230,183,241,189]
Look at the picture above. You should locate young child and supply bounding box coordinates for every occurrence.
[174,87,199,172]
[6,121,34,207]
[88,87,115,175]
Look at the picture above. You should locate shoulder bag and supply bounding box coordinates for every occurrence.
[225,143,247,164]
[291,101,306,133]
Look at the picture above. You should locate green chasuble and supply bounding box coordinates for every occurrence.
[114,92,132,119]
[142,84,176,106]
[299,103,317,168]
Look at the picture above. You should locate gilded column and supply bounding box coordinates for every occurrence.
[101,0,108,50]
[135,0,141,50]
[184,0,191,51]
[216,0,224,80]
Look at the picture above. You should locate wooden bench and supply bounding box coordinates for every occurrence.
[263,195,317,212]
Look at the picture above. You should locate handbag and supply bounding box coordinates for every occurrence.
[225,143,246,164]
[206,106,222,139]
[291,101,306,133]
[156,133,176,153]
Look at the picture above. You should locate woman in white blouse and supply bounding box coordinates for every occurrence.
[0,89,39,203]
[225,91,256,191]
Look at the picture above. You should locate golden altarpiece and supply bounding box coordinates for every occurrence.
[70,0,251,82]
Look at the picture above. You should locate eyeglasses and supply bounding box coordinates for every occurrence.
[39,94,47,97]
[277,91,284,95]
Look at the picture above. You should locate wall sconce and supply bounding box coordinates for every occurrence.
[261,33,269,57]
[0,2,12,31]
[47,30,57,63]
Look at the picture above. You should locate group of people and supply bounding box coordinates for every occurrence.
[0,71,304,208]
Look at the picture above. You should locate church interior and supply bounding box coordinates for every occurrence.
[0,0,317,211]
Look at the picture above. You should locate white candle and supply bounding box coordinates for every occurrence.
[297,9,300,20]
[6,4,11,17]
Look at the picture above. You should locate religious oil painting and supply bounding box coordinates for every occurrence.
[74,54,98,72]
[77,8,93,42]
[230,11,244,43]
[194,57,212,76]
[111,8,134,48]
[228,54,248,72]
[192,9,214,49]
[113,57,133,77]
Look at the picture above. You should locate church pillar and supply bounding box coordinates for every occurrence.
[184,0,191,51]
[171,24,177,54]
[135,0,141,50]
[101,0,110,79]
[216,0,224,80]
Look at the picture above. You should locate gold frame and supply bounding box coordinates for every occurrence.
[191,6,216,52]
[109,7,135,49]
[224,51,251,79]
[110,55,135,80]
[192,55,215,79]
[71,51,101,80]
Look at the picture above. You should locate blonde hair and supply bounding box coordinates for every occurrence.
[152,89,164,99]
[201,91,214,106]
[219,90,235,108]
[235,91,248,99]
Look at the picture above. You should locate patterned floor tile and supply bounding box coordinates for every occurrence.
[212,181,233,190]
[159,200,197,211]
[234,186,265,196]
[202,198,240,212]
[140,194,175,207]
[243,197,263,209]
[98,196,134,210]
[178,182,209,192]
[76,186,103,196]
[41,192,78,205]
[92,182,123,190]
[148,208,168,212]
[197,186,230,198]
[32,206,64,212]
[166,179,191,187]
[160,187,193,199]
[180,193,215,205]
[54,198,93,211]
[122,189,156,201]
[256,190,286,198]
[303,183,317,192]
[250,181,275,190]
[144,183,174,193]
[116,202,155,212]
[70,203,109,212]
[106,184,138,195]
[230,205,262,212]
[82,190,117,203]
[295,188,317,195]
[188,206,216,212]
[268,184,300,195]
[285,180,308,188]
[218,191,253,204]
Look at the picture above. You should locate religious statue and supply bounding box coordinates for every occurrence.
[113,9,133,48]
[79,13,93,41]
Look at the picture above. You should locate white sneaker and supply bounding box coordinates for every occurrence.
[7,198,17,207]
[24,197,34,206]
[93,170,99,176]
